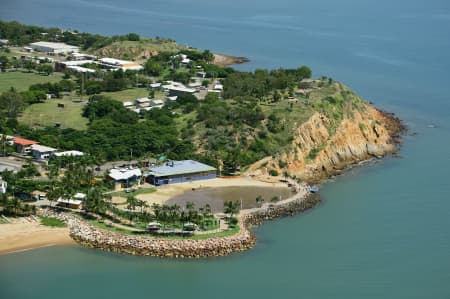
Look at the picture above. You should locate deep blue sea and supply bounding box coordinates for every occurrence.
[1,0,450,298]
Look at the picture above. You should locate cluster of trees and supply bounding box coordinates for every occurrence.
[150,202,215,229]
[223,66,311,99]
[0,79,78,118]
[0,21,143,50]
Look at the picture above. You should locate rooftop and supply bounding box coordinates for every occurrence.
[147,160,216,177]
[31,144,58,153]
[30,41,79,49]
[57,198,83,205]
[109,167,142,181]
[13,137,38,146]
[53,150,84,157]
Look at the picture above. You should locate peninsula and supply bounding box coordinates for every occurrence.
[0,21,403,257]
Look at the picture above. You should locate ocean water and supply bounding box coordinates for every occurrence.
[1,0,450,298]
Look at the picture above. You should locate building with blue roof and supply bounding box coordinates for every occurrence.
[146,160,216,186]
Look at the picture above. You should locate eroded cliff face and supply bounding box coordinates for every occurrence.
[246,103,403,183]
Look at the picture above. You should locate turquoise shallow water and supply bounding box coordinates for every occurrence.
[1,0,450,298]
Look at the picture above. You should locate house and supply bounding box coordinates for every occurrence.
[196,71,206,78]
[13,137,39,154]
[123,101,134,108]
[70,52,96,61]
[108,167,142,191]
[0,39,9,46]
[150,99,164,109]
[30,41,79,54]
[30,144,58,160]
[67,66,96,73]
[213,84,223,91]
[162,82,196,97]
[148,83,162,91]
[135,98,150,108]
[0,177,7,194]
[188,82,202,90]
[146,160,216,186]
[53,150,84,157]
[57,193,86,209]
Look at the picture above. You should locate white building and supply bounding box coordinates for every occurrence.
[98,58,144,71]
[108,167,142,190]
[30,41,79,54]
[53,150,84,157]
[31,144,58,160]
[0,177,7,194]
[150,99,164,109]
[135,98,150,108]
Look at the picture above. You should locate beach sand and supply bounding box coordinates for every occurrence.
[137,177,285,206]
[0,219,75,255]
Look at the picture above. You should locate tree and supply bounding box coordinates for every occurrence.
[0,89,24,117]
[202,50,214,64]
[144,60,163,76]
[223,200,240,218]
[297,65,312,79]
[86,188,106,214]
[0,55,9,72]
[23,60,36,72]
[37,64,53,75]
[127,33,140,41]
[255,195,264,207]
[126,195,139,215]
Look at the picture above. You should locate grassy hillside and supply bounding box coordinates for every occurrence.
[90,38,190,62]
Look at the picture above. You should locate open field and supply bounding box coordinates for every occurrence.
[0,71,63,93]
[18,98,88,130]
[100,88,150,102]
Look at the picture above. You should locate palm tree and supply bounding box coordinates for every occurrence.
[224,200,240,218]
[126,195,139,221]
[86,188,106,214]
[7,196,22,216]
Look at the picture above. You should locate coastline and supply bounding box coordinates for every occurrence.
[213,53,250,66]
[0,220,75,255]
[0,113,404,257]
[53,182,319,258]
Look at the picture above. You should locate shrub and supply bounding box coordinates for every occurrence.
[269,169,279,176]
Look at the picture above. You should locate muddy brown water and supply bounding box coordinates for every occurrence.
[165,186,293,213]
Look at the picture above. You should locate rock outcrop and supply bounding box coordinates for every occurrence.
[246,103,404,183]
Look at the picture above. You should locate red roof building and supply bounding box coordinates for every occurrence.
[13,137,39,146]
[13,137,39,154]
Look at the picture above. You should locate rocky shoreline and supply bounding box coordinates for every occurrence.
[46,186,320,258]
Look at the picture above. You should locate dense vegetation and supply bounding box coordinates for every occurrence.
[0,20,143,50]
[0,21,365,176]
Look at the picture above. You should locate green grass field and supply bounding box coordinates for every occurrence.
[18,98,88,130]
[100,88,150,102]
[0,71,63,93]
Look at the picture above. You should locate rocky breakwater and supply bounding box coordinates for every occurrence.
[67,217,255,258]
[243,192,321,226]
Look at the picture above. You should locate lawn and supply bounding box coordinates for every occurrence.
[100,88,150,102]
[40,216,66,227]
[0,71,63,93]
[18,98,89,130]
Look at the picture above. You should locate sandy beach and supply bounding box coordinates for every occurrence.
[136,177,286,206]
[0,218,75,255]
